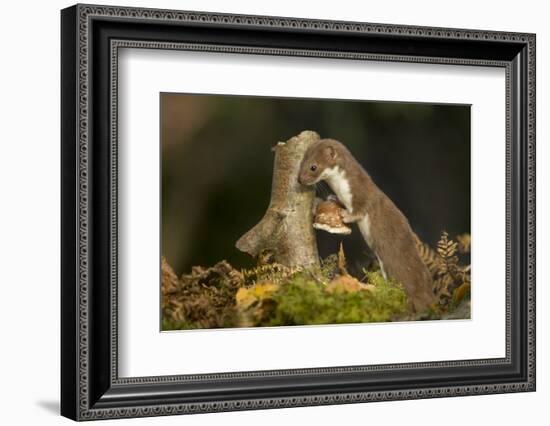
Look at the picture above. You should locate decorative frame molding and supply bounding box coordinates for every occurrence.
[61,3,535,421]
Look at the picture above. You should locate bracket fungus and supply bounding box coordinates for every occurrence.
[313,199,352,235]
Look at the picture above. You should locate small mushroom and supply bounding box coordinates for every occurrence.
[313,199,352,235]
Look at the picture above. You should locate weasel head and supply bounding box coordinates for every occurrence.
[298,139,343,186]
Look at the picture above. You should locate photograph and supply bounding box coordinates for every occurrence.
[160,93,472,331]
[58,3,536,420]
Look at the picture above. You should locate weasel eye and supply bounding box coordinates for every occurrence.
[310,165,317,172]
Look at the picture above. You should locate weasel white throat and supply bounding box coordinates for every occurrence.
[322,166,354,212]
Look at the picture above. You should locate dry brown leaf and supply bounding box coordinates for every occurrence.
[337,242,348,275]
[326,275,374,294]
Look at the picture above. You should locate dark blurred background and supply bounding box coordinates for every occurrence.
[161,93,470,276]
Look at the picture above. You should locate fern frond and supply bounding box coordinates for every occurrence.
[437,231,458,261]
[414,233,440,276]
[432,231,471,309]
[241,262,303,286]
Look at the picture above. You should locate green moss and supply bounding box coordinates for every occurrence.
[250,271,408,327]
[162,318,198,331]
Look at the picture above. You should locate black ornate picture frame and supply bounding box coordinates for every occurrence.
[61,4,536,421]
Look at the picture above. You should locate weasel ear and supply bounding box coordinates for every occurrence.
[324,145,337,160]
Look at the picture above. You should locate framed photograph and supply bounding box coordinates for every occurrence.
[61,4,536,421]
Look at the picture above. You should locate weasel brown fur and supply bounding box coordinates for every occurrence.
[298,138,434,313]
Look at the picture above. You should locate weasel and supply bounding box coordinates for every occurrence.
[298,138,435,313]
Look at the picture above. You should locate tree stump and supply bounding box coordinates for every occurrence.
[236,130,320,268]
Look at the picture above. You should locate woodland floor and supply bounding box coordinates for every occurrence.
[162,232,471,330]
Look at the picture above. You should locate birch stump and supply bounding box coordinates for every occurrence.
[236,130,320,268]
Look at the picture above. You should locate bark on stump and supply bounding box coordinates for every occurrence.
[236,130,320,268]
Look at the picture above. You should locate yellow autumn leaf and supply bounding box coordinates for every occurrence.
[456,233,471,254]
[452,281,471,304]
[235,288,255,310]
[236,282,278,310]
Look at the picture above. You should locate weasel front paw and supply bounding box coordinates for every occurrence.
[341,210,362,224]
